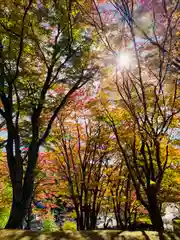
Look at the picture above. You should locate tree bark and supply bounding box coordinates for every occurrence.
[115,213,124,229]
[75,208,85,230]
[5,129,24,229]
[90,212,97,230]
[147,186,164,231]
[5,179,34,229]
[5,137,39,229]
[5,198,25,229]
[149,205,164,231]
[79,213,85,230]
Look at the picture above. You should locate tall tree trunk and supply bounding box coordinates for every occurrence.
[124,175,130,228]
[75,209,80,230]
[149,205,164,231]
[147,186,164,231]
[5,178,34,229]
[84,205,90,230]
[90,212,97,230]
[5,139,39,229]
[79,213,85,230]
[75,208,85,230]
[115,213,124,229]
[5,128,24,229]
[5,198,25,229]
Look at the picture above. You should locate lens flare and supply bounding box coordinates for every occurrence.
[116,51,131,70]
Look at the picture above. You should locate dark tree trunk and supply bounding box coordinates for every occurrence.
[75,211,85,230]
[124,175,131,229]
[5,181,34,229]
[5,199,25,229]
[5,139,39,229]
[84,205,90,230]
[149,205,164,231]
[147,186,164,231]
[79,214,85,230]
[5,132,25,229]
[116,214,124,229]
[75,214,80,230]
[90,213,97,230]
[132,208,137,225]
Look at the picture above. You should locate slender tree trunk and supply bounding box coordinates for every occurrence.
[132,209,137,225]
[124,175,130,228]
[75,210,80,230]
[84,205,90,230]
[116,213,124,229]
[90,212,97,230]
[80,213,85,230]
[75,208,85,230]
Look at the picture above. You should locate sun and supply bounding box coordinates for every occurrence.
[116,51,131,70]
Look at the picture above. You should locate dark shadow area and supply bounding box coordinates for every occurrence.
[2,229,180,240]
[49,231,81,240]
[142,231,150,240]
[158,231,166,240]
[40,230,80,240]
[78,230,123,240]
[1,230,42,240]
[0,230,123,240]
[80,231,108,240]
[109,230,124,240]
[166,231,178,240]
[128,223,154,231]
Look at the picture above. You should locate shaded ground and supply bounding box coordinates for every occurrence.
[0,230,179,240]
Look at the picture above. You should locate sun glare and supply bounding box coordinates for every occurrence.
[116,51,131,70]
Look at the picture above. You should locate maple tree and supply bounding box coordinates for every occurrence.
[22,152,61,229]
[50,111,114,230]
[89,92,179,230]
[0,0,98,229]
[108,165,137,229]
[82,0,180,232]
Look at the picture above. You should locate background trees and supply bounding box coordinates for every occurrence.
[48,104,115,230]
[87,0,180,231]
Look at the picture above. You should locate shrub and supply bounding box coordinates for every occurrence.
[0,208,10,228]
[174,219,180,225]
[42,213,59,232]
[63,221,77,231]
[136,216,152,225]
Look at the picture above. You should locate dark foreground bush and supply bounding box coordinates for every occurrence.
[128,222,154,231]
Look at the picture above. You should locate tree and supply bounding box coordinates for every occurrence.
[48,104,115,230]
[109,165,138,229]
[0,0,98,228]
[91,89,179,231]
[23,152,60,229]
[83,0,180,232]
